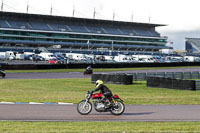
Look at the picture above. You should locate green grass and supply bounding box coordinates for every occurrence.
[0,78,200,104]
[5,66,200,73]
[1,121,200,132]
[1,78,200,132]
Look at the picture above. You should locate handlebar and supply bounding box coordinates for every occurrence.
[88,91,94,94]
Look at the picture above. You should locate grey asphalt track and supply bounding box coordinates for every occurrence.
[0,104,200,121]
[3,67,200,79]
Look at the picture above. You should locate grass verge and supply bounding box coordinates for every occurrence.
[1,78,200,132]
[1,121,200,132]
[0,78,200,104]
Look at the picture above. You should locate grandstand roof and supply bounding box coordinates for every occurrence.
[186,38,200,47]
[0,11,166,28]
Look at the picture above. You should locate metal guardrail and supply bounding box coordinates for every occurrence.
[127,71,200,81]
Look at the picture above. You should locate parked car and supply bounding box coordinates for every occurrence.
[56,57,66,64]
[48,59,61,64]
[32,55,45,61]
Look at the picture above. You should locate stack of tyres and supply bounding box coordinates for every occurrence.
[111,74,119,84]
[91,74,101,83]
[116,74,133,85]
[91,73,133,85]
[146,77,159,87]
[147,77,196,91]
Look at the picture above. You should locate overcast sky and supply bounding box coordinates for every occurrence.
[2,0,200,50]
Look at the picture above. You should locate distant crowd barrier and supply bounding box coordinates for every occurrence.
[91,73,133,85]
[147,77,200,91]
[128,71,200,81]
[2,62,200,70]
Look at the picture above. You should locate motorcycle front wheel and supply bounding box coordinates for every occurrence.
[110,101,125,115]
[77,100,92,115]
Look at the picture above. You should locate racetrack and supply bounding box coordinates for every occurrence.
[0,104,200,122]
[1,67,200,122]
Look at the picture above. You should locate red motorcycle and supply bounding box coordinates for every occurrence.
[77,91,125,115]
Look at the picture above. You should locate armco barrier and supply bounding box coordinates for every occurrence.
[165,72,174,79]
[156,72,165,78]
[183,72,192,79]
[91,73,133,85]
[136,73,146,81]
[195,80,200,91]
[192,72,199,79]
[147,72,156,78]
[128,71,200,81]
[147,77,199,91]
[174,72,183,79]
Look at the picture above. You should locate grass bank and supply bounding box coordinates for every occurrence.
[1,121,200,132]
[1,78,200,132]
[0,78,200,104]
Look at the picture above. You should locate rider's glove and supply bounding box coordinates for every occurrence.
[90,90,95,94]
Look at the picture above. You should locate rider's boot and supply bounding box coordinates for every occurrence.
[105,98,111,108]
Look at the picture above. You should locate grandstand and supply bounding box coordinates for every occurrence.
[185,38,200,53]
[0,11,170,55]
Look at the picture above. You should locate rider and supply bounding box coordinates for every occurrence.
[85,65,93,74]
[91,80,113,104]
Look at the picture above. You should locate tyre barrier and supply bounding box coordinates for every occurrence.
[147,77,200,91]
[91,73,133,85]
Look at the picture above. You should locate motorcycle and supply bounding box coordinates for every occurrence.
[83,69,93,75]
[83,66,93,75]
[0,69,6,78]
[77,91,125,115]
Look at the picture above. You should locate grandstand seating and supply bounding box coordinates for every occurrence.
[0,11,168,53]
[29,21,52,31]
[86,25,104,34]
[103,27,120,34]
[0,17,160,37]
[70,24,88,33]
[0,20,10,28]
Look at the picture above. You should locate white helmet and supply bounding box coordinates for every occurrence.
[96,80,103,87]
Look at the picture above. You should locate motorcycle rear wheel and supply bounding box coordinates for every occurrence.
[77,100,92,115]
[110,101,125,115]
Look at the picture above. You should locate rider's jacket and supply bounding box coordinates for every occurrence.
[94,84,112,94]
